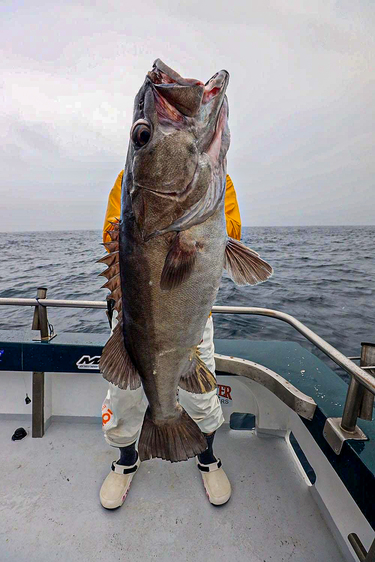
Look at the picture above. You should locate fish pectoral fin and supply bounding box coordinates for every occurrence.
[99,321,141,390]
[138,405,206,462]
[224,238,273,286]
[178,349,217,394]
[160,232,199,291]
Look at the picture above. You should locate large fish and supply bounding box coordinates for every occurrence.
[99,59,272,463]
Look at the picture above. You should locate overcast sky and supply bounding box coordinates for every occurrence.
[1,0,374,231]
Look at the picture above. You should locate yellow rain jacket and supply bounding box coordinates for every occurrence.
[103,171,241,243]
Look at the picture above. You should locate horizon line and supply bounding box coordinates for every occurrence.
[0,224,374,234]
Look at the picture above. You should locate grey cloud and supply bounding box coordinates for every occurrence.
[0,0,374,231]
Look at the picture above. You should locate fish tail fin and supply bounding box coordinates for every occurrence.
[138,405,206,463]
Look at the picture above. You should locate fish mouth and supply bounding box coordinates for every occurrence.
[148,59,229,117]
[134,162,199,201]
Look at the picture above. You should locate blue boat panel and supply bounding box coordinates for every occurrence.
[215,339,375,530]
[0,330,373,527]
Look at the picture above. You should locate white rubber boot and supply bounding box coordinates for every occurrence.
[196,458,231,505]
[100,457,140,509]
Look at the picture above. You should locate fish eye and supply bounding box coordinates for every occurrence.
[131,120,151,148]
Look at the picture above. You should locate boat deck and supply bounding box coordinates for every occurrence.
[1,420,345,561]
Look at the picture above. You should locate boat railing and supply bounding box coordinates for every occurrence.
[0,292,374,456]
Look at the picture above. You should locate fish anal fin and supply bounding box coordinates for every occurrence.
[160,232,201,291]
[99,321,141,390]
[178,349,217,394]
[224,238,273,286]
[138,405,206,462]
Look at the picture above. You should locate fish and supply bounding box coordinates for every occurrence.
[98,59,272,463]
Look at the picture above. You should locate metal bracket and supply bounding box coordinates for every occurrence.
[214,354,317,420]
[31,287,56,342]
[348,533,375,561]
[32,333,57,343]
[323,417,368,455]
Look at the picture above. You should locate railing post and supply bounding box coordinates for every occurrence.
[341,377,364,432]
[339,342,374,438]
[31,287,49,437]
[324,372,369,454]
[32,287,49,341]
[32,371,45,438]
[359,343,375,421]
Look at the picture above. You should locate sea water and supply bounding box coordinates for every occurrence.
[1,226,374,380]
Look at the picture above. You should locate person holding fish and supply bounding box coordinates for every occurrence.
[98,60,272,511]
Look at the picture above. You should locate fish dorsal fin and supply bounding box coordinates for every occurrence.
[99,262,120,280]
[224,238,273,286]
[98,221,141,390]
[97,222,122,313]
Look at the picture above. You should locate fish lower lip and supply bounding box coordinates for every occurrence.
[143,186,179,197]
[136,164,198,199]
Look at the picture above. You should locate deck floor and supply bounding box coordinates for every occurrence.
[0,420,345,562]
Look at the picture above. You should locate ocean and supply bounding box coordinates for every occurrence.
[1,226,374,381]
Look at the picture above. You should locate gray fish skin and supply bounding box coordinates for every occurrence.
[121,204,226,421]
[120,61,229,427]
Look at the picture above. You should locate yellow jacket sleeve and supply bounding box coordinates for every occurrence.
[225,174,241,240]
[103,171,123,245]
[103,171,242,244]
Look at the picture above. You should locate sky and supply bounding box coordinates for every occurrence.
[1,0,374,230]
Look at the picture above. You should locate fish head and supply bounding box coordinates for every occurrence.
[123,59,230,239]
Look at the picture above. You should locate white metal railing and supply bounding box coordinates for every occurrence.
[0,296,373,394]
[0,295,374,444]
